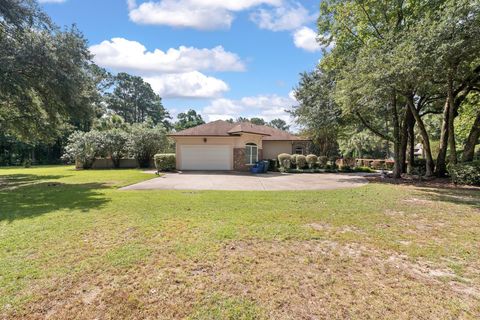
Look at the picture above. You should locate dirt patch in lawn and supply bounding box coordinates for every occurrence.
[5,240,480,319]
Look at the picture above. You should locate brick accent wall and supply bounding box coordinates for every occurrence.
[233,148,263,171]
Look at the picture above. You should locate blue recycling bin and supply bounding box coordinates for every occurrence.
[250,161,265,173]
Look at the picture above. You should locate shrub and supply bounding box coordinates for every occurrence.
[103,129,128,168]
[306,154,318,169]
[277,153,291,169]
[353,166,375,173]
[296,155,307,169]
[127,124,169,168]
[154,154,176,172]
[385,160,395,170]
[370,160,385,170]
[290,154,298,166]
[411,158,427,176]
[318,156,328,168]
[447,161,480,186]
[62,130,104,169]
[267,159,279,171]
[338,164,352,172]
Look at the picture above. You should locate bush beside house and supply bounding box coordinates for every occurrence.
[63,123,170,169]
[154,154,176,172]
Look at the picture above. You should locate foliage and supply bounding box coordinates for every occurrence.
[103,129,128,168]
[0,1,106,143]
[318,156,328,168]
[291,0,480,178]
[447,161,480,185]
[249,117,266,126]
[268,118,290,131]
[62,131,104,169]
[154,154,176,172]
[174,109,205,131]
[106,73,170,126]
[291,69,341,157]
[295,155,307,169]
[370,160,385,170]
[126,123,169,168]
[305,154,318,169]
[277,153,291,169]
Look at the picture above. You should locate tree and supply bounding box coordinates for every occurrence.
[268,119,290,131]
[106,73,170,126]
[313,0,480,178]
[174,109,205,131]
[291,69,342,157]
[103,129,128,168]
[249,117,266,125]
[127,123,169,168]
[62,131,104,169]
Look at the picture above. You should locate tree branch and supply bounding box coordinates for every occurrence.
[355,111,393,141]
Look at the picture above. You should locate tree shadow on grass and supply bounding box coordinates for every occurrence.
[0,174,109,222]
[415,186,480,210]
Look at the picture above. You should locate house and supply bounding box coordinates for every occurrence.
[168,120,311,171]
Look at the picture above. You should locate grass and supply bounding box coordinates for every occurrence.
[0,166,479,319]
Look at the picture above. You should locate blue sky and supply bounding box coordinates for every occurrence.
[40,0,323,123]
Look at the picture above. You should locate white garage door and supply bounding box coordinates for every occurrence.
[180,145,232,170]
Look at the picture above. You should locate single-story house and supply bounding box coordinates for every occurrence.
[168,120,311,171]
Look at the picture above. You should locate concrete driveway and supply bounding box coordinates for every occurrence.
[121,171,372,191]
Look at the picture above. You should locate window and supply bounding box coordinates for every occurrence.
[245,143,258,165]
[295,147,304,155]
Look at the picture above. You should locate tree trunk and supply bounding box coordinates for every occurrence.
[407,97,435,176]
[436,98,450,176]
[447,75,457,165]
[407,116,415,174]
[462,111,480,162]
[399,106,410,174]
[392,90,402,179]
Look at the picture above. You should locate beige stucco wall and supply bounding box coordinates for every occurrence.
[173,134,264,170]
[262,140,293,159]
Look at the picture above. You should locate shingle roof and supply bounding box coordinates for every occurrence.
[169,120,309,141]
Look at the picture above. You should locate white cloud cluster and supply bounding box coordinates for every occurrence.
[144,72,229,98]
[90,38,245,74]
[250,4,314,32]
[128,0,281,30]
[90,38,243,98]
[203,94,297,122]
[293,26,320,52]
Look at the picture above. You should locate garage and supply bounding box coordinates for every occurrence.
[179,145,232,170]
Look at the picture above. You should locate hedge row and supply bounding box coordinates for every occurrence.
[447,161,480,186]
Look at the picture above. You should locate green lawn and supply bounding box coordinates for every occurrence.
[1,166,479,319]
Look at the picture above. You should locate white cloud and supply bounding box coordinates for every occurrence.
[90,38,243,99]
[38,0,66,3]
[202,94,297,122]
[128,0,281,30]
[293,26,320,52]
[144,71,229,98]
[89,38,245,74]
[250,4,314,31]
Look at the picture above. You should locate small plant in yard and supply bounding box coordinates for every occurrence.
[154,154,176,172]
[277,153,291,170]
[306,154,318,169]
[290,154,298,167]
[296,155,307,169]
[447,161,480,185]
[318,156,328,168]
